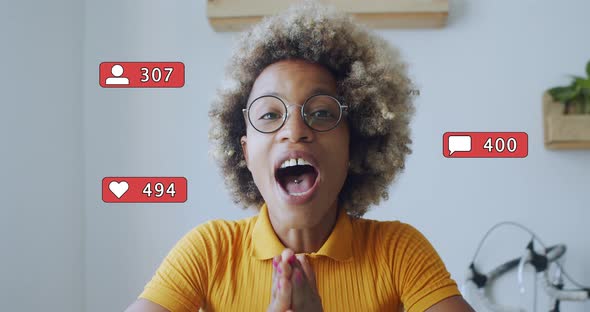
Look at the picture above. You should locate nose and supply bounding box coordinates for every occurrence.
[277,104,314,143]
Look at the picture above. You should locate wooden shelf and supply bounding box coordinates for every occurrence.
[543,92,590,149]
[207,0,449,32]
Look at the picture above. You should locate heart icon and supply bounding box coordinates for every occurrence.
[109,181,129,199]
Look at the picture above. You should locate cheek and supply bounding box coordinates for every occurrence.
[323,132,350,179]
[246,136,272,176]
[333,129,350,163]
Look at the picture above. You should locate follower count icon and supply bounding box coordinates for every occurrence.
[105,64,129,85]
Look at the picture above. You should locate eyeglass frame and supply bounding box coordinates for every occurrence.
[242,94,349,134]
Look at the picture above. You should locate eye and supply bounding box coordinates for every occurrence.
[309,110,334,119]
[259,112,281,120]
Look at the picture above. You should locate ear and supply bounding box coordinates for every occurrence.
[240,135,249,168]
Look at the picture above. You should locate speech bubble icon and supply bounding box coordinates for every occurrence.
[448,135,472,155]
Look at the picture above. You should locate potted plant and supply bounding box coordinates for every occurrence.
[543,60,590,149]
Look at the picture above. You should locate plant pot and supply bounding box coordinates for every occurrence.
[543,92,590,149]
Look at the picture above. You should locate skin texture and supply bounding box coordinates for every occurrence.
[240,59,350,254]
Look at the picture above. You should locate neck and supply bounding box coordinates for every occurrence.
[268,201,339,254]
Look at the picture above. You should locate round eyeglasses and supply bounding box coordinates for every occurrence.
[242,94,348,133]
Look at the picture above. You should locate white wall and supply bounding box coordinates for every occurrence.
[3,0,589,311]
[84,1,590,311]
[369,1,590,311]
[82,1,244,311]
[0,1,84,312]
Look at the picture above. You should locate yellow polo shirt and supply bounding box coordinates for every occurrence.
[138,203,460,311]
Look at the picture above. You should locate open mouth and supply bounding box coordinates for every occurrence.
[275,161,319,196]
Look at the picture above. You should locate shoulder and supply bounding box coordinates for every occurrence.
[177,216,256,256]
[350,216,415,240]
[185,214,257,246]
[350,217,432,254]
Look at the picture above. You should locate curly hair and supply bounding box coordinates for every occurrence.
[208,0,415,217]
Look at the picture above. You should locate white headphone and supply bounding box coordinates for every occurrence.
[464,222,589,312]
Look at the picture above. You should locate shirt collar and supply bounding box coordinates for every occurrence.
[251,202,353,261]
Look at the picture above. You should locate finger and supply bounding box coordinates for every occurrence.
[281,248,295,263]
[291,255,308,284]
[288,256,310,310]
[291,255,312,287]
[278,257,293,280]
[297,254,318,292]
[271,256,279,300]
[276,276,292,311]
[290,266,307,309]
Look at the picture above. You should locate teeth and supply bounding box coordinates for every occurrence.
[280,158,312,169]
[298,158,311,166]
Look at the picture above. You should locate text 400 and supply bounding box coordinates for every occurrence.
[484,137,517,153]
[140,67,174,83]
[142,182,176,197]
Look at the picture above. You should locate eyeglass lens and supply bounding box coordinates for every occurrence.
[248,95,342,133]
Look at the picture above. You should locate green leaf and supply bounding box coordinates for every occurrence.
[548,86,569,94]
[548,86,566,100]
[586,60,590,78]
[549,86,579,102]
[575,78,590,89]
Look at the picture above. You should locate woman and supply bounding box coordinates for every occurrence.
[126,2,475,311]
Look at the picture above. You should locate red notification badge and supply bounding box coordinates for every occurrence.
[102,177,187,203]
[99,62,185,88]
[443,132,528,158]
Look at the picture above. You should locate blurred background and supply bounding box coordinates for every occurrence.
[1,0,589,311]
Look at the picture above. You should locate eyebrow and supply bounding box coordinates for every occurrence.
[259,87,336,100]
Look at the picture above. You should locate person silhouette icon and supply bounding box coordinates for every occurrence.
[105,64,130,85]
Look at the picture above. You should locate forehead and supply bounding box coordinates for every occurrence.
[249,59,337,101]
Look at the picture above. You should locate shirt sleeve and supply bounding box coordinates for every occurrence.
[139,222,217,312]
[387,222,461,312]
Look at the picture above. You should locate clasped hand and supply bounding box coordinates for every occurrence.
[267,249,323,312]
